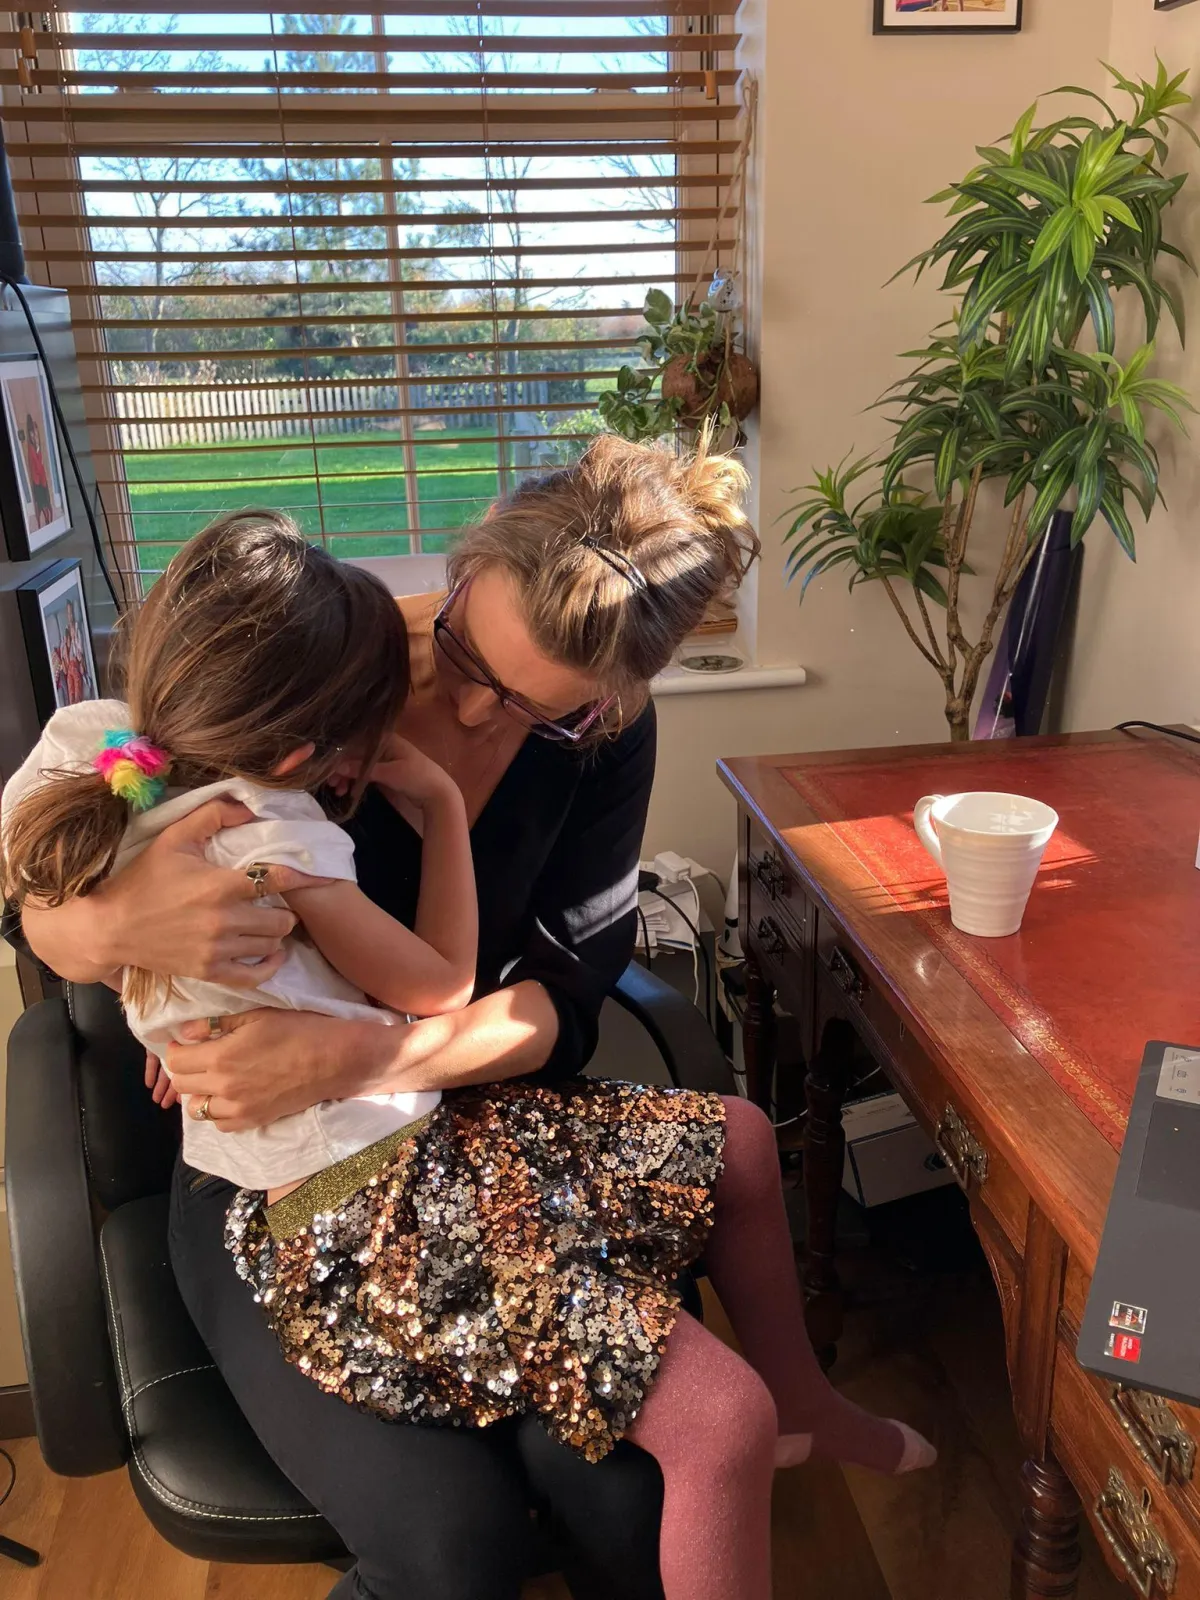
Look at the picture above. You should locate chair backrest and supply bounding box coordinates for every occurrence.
[69,983,180,1211]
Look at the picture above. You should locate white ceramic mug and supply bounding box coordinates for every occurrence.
[913,791,1059,938]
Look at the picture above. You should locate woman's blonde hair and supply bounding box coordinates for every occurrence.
[447,432,759,720]
[3,510,409,912]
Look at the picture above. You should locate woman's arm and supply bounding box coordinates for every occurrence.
[19,798,305,987]
[162,709,656,1127]
[165,980,558,1130]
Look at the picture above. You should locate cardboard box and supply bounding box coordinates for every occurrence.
[841,1091,956,1208]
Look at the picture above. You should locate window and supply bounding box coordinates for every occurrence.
[2,4,745,592]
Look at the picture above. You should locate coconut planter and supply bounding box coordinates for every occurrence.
[660,350,759,426]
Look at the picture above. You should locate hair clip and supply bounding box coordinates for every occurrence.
[579,534,649,593]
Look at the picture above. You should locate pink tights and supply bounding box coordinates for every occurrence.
[625,1096,928,1600]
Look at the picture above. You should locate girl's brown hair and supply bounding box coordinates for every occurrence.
[3,510,409,911]
[447,432,759,722]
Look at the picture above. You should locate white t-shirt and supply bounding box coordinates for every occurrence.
[1,700,440,1189]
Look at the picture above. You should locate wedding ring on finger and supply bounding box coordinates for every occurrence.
[245,862,271,896]
[206,1015,224,1041]
[193,1094,214,1123]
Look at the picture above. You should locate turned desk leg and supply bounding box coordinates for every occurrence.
[1012,1457,1081,1600]
[742,955,776,1113]
[803,1018,856,1363]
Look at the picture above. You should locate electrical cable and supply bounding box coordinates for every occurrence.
[0,274,126,611]
[645,886,713,1028]
[636,904,654,969]
[0,1443,39,1566]
[1114,719,1200,746]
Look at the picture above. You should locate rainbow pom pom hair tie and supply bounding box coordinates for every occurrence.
[93,729,172,812]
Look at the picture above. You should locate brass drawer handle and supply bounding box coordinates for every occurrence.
[753,852,788,899]
[933,1104,989,1191]
[755,916,786,957]
[1110,1387,1196,1487]
[1095,1467,1177,1598]
[827,946,865,1002]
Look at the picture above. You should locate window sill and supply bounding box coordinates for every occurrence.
[651,664,808,698]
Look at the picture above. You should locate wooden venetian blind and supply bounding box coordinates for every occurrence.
[0,2,745,588]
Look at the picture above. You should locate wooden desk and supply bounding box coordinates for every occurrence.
[720,732,1200,1600]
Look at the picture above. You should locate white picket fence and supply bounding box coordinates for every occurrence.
[111,382,498,451]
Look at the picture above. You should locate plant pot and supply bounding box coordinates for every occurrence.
[661,350,759,426]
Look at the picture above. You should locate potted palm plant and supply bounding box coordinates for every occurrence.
[784,61,1194,741]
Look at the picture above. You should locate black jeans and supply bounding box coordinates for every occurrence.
[168,1159,666,1600]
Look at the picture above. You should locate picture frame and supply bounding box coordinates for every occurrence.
[15,558,99,724]
[1154,0,1198,11]
[874,0,1023,33]
[0,354,70,560]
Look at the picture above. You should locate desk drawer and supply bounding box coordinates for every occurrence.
[746,822,810,952]
[1053,1342,1200,1597]
[1062,1257,1200,1522]
[813,908,1029,1255]
[746,872,812,1030]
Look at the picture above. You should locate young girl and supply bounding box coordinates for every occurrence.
[3,508,934,1600]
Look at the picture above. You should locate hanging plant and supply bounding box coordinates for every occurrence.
[598,281,759,444]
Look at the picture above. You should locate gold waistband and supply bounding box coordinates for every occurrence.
[264,1111,435,1241]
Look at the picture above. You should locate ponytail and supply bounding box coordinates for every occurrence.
[2,770,130,906]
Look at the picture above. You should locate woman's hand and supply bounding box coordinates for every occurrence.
[166,1009,402,1131]
[23,798,315,987]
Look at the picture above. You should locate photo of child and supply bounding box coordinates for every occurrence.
[0,357,70,555]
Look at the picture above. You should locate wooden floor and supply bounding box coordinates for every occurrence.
[0,1200,1127,1600]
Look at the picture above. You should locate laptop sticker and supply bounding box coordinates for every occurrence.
[1109,1302,1148,1336]
[1105,1332,1143,1364]
[1156,1047,1200,1105]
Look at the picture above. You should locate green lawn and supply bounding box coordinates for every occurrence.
[127,428,509,573]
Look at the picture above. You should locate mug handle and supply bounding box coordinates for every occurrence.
[914,795,945,866]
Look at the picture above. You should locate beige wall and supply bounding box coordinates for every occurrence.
[647,0,1114,873]
[1060,0,1200,732]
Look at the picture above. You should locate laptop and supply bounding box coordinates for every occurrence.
[1079,1041,1200,1404]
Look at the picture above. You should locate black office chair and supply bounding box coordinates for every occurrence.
[5,967,731,1578]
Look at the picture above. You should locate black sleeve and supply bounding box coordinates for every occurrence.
[504,704,656,1083]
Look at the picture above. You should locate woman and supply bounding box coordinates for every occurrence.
[21,437,928,1600]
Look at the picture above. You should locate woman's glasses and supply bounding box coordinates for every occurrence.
[433,581,614,743]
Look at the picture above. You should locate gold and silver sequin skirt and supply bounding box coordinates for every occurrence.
[225,1080,726,1461]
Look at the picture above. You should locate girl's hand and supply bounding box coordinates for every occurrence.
[166,1008,403,1131]
[143,1051,179,1111]
[371,736,459,810]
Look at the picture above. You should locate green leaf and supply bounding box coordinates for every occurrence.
[1099,484,1137,559]
[1027,459,1074,537]
[1071,462,1104,540]
[643,287,673,326]
[1028,204,1078,272]
[1070,212,1098,279]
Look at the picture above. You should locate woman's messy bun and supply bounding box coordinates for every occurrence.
[448,432,759,716]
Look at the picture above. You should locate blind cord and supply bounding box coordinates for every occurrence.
[0,274,125,611]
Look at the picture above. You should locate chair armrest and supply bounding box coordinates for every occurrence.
[5,998,128,1475]
[610,962,733,1095]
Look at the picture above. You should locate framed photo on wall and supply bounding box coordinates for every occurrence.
[16,558,98,724]
[0,354,70,560]
[875,0,1023,33]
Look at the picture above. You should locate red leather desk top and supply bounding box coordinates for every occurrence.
[782,739,1200,1150]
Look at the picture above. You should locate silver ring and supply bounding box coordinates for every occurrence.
[194,1094,213,1123]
